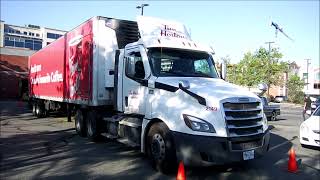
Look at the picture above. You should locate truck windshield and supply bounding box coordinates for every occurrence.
[148,48,218,78]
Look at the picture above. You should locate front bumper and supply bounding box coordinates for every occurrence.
[300,131,320,147]
[172,130,270,166]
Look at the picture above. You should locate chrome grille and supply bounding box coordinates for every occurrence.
[223,100,263,137]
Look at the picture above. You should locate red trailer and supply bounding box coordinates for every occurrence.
[29,19,92,104]
[29,16,139,118]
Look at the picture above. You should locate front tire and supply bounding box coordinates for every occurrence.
[74,109,86,137]
[146,122,177,173]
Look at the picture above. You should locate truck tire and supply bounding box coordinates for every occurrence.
[74,109,86,137]
[271,111,277,121]
[32,103,37,116]
[146,122,177,173]
[86,110,100,141]
[35,103,45,118]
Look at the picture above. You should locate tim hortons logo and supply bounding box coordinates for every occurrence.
[160,25,186,39]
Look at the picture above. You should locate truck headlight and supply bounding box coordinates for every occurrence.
[182,114,215,133]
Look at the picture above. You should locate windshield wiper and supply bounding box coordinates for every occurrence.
[191,72,213,78]
[160,71,189,77]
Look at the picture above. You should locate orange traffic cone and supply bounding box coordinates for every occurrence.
[288,147,298,173]
[176,161,186,180]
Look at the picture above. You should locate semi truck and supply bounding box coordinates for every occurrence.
[29,16,270,172]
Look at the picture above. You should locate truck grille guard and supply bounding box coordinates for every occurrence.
[223,100,263,137]
[222,98,265,151]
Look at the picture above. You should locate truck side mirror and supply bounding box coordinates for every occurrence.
[179,80,190,89]
[219,62,227,80]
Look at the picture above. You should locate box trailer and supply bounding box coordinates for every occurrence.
[29,16,270,172]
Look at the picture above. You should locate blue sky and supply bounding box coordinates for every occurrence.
[1,0,319,68]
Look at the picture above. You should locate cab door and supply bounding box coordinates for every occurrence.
[122,46,148,114]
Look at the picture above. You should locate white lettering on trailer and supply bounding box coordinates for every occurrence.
[31,70,63,84]
[30,64,42,73]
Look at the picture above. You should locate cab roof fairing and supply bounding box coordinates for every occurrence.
[139,38,213,53]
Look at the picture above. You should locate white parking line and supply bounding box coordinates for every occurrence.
[268,136,298,152]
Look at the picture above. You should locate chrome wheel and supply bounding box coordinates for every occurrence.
[151,133,166,161]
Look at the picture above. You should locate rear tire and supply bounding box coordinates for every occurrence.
[86,110,100,141]
[146,122,177,173]
[35,103,44,118]
[74,109,87,137]
[32,103,36,116]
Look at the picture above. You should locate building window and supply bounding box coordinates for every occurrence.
[4,39,14,47]
[4,35,43,50]
[47,32,62,39]
[36,33,40,37]
[15,30,20,34]
[15,41,24,47]
[314,83,320,89]
[23,32,28,35]
[8,29,15,33]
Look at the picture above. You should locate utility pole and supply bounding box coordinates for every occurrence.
[305,59,311,90]
[265,41,275,55]
[136,4,149,16]
[265,41,275,96]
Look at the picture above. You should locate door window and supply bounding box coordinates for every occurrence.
[125,52,145,79]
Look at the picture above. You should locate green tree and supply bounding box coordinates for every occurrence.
[287,74,304,104]
[227,47,288,94]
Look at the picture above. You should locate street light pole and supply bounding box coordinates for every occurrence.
[305,59,311,90]
[136,4,149,16]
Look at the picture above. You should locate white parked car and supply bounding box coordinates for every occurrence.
[300,106,320,147]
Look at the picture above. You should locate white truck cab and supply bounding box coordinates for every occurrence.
[113,16,270,170]
[30,15,270,172]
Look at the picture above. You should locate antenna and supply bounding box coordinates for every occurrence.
[271,21,294,42]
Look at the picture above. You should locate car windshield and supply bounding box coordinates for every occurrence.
[313,107,320,116]
[147,48,219,78]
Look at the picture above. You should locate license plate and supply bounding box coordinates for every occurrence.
[243,150,254,160]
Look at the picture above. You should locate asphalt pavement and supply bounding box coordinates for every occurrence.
[0,100,319,180]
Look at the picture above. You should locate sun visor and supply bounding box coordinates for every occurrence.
[137,16,192,43]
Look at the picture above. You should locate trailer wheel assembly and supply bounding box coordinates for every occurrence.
[74,109,87,137]
[32,103,37,116]
[86,110,100,141]
[147,122,177,173]
[35,102,46,118]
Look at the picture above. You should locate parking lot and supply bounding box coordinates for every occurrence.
[0,100,319,180]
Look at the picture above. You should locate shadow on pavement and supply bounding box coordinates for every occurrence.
[1,101,319,179]
[2,129,315,180]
